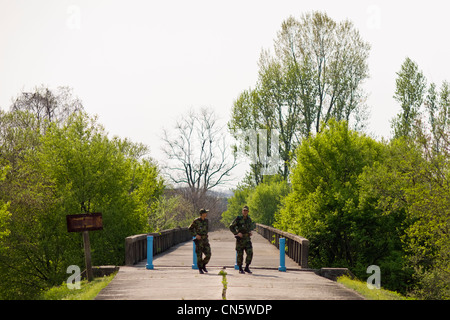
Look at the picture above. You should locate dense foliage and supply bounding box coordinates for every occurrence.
[359,136,449,298]
[221,175,289,226]
[274,120,412,292]
[226,118,448,297]
[0,110,165,299]
[224,46,449,298]
[229,11,370,182]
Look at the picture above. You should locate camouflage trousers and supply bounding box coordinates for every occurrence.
[236,236,253,266]
[195,239,211,268]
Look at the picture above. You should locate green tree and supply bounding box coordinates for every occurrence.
[404,123,449,298]
[393,71,449,298]
[392,57,427,138]
[148,194,196,232]
[358,135,449,297]
[404,168,450,299]
[230,12,371,182]
[0,109,42,170]
[0,110,164,299]
[247,176,290,226]
[38,112,164,263]
[356,138,421,292]
[0,110,58,299]
[274,120,408,289]
[424,80,449,153]
[221,175,289,227]
[221,184,252,227]
[0,166,10,247]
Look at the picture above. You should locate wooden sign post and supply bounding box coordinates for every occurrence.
[82,231,93,281]
[66,213,103,282]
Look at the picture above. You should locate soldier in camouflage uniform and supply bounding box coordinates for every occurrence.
[229,205,256,274]
[188,208,211,274]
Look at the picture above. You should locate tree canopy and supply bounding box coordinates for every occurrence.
[229,11,371,182]
[0,105,165,299]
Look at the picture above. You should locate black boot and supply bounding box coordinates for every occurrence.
[202,265,208,273]
[238,265,245,274]
[198,264,204,274]
[244,264,252,274]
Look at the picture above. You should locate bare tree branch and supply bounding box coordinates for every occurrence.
[161,107,238,195]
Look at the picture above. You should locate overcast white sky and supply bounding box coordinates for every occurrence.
[1,0,449,189]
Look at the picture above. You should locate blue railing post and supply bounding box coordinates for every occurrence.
[192,237,198,269]
[146,235,154,270]
[234,251,239,270]
[278,237,287,272]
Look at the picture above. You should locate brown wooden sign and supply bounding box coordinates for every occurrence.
[66,213,103,233]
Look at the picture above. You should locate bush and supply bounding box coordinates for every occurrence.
[274,120,410,292]
[222,175,289,227]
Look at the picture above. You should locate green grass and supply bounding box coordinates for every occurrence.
[219,269,228,300]
[40,273,117,300]
[337,276,413,300]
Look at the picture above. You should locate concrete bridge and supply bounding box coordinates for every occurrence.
[95,226,364,300]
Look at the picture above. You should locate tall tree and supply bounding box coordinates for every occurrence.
[424,81,449,153]
[229,12,371,182]
[392,57,427,138]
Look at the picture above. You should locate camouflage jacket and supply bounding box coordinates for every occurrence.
[229,215,255,236]
[189,217,209,238]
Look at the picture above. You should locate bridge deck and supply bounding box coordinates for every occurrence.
[95,229,364,300]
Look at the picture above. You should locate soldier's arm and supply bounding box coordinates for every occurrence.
[188,220,197,237]
[229,218,238,235]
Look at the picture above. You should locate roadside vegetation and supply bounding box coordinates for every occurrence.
[40,273,117,300]
[223,12,449,300]
[337,276,413,300]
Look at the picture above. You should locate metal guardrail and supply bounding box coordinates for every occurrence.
[125,227,191,266]
[255,223,309,268]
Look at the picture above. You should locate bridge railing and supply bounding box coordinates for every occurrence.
[255,223,309,268]
[125,227,191,266]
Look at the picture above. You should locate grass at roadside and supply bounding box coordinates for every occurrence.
[337,275,413,300]
[40,272,117,300]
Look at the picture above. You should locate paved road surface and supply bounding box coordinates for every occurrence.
[95,229,364,300]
